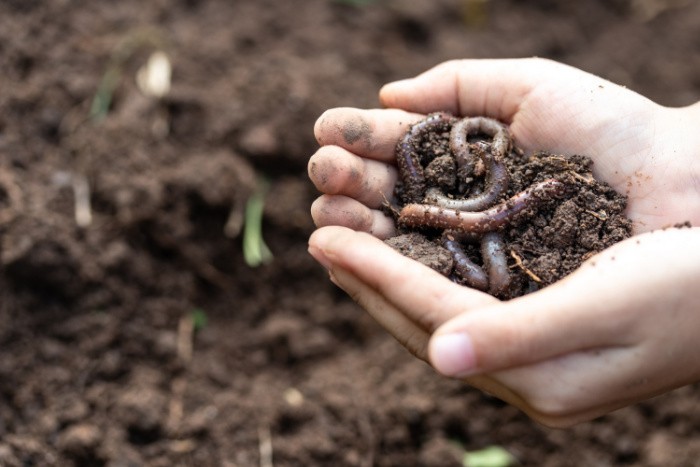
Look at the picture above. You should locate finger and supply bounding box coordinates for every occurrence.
[427,237,650,378]
[379,58,540,119]
[379,58,578,122]
[308,145,398,208]
[310,195,396,239]
[308,226,498,333]
[329,266,430,361]
[314,107,425,163]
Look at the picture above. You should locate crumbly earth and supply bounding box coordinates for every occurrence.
[2,1,700,466]
[386,122,633,299]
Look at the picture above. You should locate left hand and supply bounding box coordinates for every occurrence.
[309,225,700,428]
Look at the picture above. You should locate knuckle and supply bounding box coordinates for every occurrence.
[413,307,443,334]
[524,389,584,428]
[397,329,429,362]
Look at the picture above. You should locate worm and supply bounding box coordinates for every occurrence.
[399,178,568,234]
[396,112,456,203]
[450,117,512,159]
[450,117,511,176]
[424,141,510,211]
[481,232,510,296]
[442,234,488,291]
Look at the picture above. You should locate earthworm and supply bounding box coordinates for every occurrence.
[453,117,511,158]
[450,117,511,178]
[481,232,510,296]
[424,141,510,211]
[399,178,568,234]
[396,112,455,203]
[442,234,488,291]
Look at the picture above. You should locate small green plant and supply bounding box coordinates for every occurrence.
[463,445,516,467]
[89,28,167,122]
[90,66,122,122]
[190,308,208,332]
[242,178,273,267]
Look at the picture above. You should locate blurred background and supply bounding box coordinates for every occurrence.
[1,0,699,465]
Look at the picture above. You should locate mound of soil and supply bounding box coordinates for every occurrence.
[386,114,632,299]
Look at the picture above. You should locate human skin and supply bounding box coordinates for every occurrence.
[307,58,700,427]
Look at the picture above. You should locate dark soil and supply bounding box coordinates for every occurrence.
[386,116,632,299]
[2,1,700,466]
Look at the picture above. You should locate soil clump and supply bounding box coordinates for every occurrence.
[387,114,632,298]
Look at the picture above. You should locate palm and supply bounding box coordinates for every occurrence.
[509,82,691,232]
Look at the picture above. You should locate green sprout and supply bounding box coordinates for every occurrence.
[242,178,273,267]
[90,66,122,122]
[190,308,208,332]
[89,28,166,122]
[463,445,516,467]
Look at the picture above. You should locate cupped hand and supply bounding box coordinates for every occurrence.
[307,58,700,426]
[309,225,700,427]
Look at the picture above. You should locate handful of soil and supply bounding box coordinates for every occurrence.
[384,113,633,299]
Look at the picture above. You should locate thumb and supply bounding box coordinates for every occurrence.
[379,58,544,120]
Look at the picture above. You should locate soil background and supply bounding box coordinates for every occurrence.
[1,1,700,466]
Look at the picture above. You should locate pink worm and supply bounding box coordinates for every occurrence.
[442,236,489,291]
[399,179,568,234]
[481,232,510,296]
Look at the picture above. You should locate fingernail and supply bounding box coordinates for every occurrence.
[430,333,477,377]
[308,245,333,271]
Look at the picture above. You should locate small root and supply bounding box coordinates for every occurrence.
[585,209,608,221]
[568,171,594,185]
[509,250,542,283]
[380,191,401,220]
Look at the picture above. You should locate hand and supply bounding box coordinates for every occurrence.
[307,58,700,426]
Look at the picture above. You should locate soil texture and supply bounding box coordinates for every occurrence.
[386,114,632,299]
[2,0,700,466]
